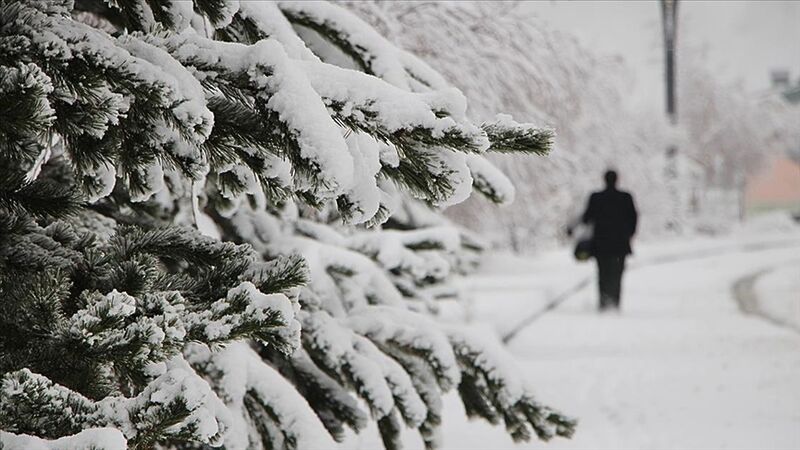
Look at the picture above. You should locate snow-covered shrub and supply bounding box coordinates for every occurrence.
[0,1,574,448]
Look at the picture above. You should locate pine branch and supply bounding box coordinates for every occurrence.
[482,115,554,155]
[261,347,369,442]
[0,2,573,449]
[0,171,82,219]
[449,329,577,443]
[0,63,55,169]
[243,253,309,295]
[109,226,256,268]
[0,364,229,449]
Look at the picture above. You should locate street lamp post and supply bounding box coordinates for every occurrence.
[661,0,680,230]
[662,0,678,125]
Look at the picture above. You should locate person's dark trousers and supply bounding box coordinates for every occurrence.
[595,254,626,310]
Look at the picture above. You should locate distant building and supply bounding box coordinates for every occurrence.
[745,72,800,215]
[745,157,800,213]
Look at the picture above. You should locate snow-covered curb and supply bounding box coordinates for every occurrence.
[753,263,800,331]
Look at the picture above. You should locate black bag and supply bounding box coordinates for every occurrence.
[570,222,593,262]
[573,238,593,261]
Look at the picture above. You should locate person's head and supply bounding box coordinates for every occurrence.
[604,170,618,189]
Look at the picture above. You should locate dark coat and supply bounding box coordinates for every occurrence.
[581,188,638,256]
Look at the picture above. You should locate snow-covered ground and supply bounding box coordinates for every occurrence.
[433,215,800,450]
[346,214,800,449]
[755,263,800,331]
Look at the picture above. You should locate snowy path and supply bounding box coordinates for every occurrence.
[501,236,800,343]
[434,230,800,450]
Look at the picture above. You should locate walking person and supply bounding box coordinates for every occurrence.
[573,170,638,311]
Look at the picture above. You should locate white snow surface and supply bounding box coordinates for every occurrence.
[755,262,800,331]
[359,339,428,427]
[346,216,800,449]
[443,220,800,450]
[0,428,127,450]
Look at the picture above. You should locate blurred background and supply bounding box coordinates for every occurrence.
[347,0,800,252]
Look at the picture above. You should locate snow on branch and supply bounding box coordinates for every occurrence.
[279,235,404,314]
[347,226,460,285]
[0,63,56,176]
[218,1,320,62]
[482,114,554,155]
[298,60,484,152]
[447,326,577,443]
[185,342,335,450]
[185,281,301,353]
[2,1,212,201]
[466,154,517,205]
[277,0,450,91]
[263,347,369,442]
[346,306,461,391]
[298,309,430,440]
[278,2,418,90]
[145,29,355,200]
[0,428,127,450]
[0,361,231,448]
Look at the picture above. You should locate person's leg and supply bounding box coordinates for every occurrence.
[620,256,627,307]
[610,256,626,309]
[596,256,611,310]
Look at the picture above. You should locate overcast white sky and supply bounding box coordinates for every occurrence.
[527,0,800,111]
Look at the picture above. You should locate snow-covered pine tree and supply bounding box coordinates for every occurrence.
[0,1,575,449]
